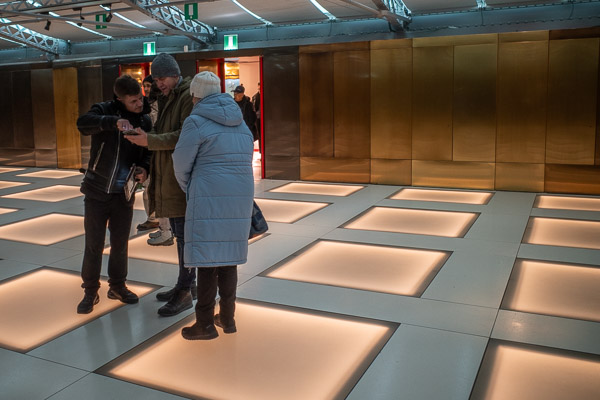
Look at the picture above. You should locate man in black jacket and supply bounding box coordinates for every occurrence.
[233,85,258,141]
[76,75,152,314]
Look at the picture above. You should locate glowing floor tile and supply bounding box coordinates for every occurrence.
[266,241,448,296]
[344,207,478,237]
[269,182,363,196]
[0,167,23,173]
[17,169,81,179]
[522,217,600,250]
[502,260,600,322]
[534,195,600,212]
[0,207,17,215]
[390,188,493,204]
[471,342,600,400]
[1,185,82,202]
[0,181,29,190]
[0,268,154,352]
[0,213,84,245]
[254,198,329,223]
[106,235,178,264]
[104,301,393,400]
[133,191,145,210]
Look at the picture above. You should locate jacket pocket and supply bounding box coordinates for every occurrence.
[92,142,105,171]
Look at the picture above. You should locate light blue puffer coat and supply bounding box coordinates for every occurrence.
[172,93,254,268]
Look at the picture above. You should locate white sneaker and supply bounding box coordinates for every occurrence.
[147,229,174,246]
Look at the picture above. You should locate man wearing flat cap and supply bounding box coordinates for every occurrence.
[124,52,196,317]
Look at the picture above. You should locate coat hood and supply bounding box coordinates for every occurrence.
[191,93,244,127]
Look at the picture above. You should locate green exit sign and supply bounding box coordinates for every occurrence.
[143,42,156,56]
[224,34,238,50]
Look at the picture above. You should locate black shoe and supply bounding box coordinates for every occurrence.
[156,285,197,302]
[214,314,237,334]
[107,286,139,304]
[181,323,218,340]
[77,293,99,314]
[158,289,193,316]
[137,220,160,231]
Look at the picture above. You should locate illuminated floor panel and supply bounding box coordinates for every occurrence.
[269,182,364,196]
[0,207,18,215]
[502,260,600,322]
[0,181,29,190]
[17,170,81,179]
[534,195,600,212]
[471,342,600,400]
[133,191,145,210]
[390,188,493,204]
[104,301,393,400]
[344,207,478,237]
[522,217,600,250]
[254,198,329,223]
[0,167,24,173]
[1,185,82,202]
[0,213,84,245]
[105,235,178,264]
[0,268,154,352]
[266,240,448,296]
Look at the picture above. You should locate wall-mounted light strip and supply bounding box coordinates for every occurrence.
[230,0,272,25]
[309,0,336,20]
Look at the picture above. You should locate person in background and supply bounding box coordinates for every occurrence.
[232,85,258,143]
[124,53,196,317]
[173,71,254,340]
[251,82,261,152]
[75,74,151,314]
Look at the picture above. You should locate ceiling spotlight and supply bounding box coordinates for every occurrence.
[106,12,113,23]
[44,19,51,31]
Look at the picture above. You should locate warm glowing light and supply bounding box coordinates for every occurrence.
[523,217,600,250]
[107,302,392,400]
[106,235,178,264]
[535,195,600,212]
[1,185,82,202]
[0,213,84,245]
[0,181,29,189]
[17,170,81,179]
[0,269,154,352]
[344,207,478,237]
[471,343,600,400]
[269,183,363,197]
[267,241,447,296]
[0,167,24,173]
[254,198,329,223]
[502,260,600,322]
[133,191,145,210]
[0,207,17,215]
[391,188,493,204]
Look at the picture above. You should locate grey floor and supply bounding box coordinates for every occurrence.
[0,166,599,400]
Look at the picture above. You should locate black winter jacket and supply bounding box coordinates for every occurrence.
[235,95,258,140]
[77,98,152,195]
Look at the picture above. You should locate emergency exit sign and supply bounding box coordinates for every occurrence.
[184,3,198,20]
[143,42,156,56]
[224,34,238,50]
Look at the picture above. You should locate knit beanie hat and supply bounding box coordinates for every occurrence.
[150,53,180,78]
[190,71,221,99]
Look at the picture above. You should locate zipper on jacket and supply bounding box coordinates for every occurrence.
[92,142,105,171]
[106,131,121,193]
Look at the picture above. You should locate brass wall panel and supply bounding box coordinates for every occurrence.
[0,71,14,148]
[53,68,81,169]
[499,31,549,42]
[412,46,453,161]
[371,47,412,159]
[545,165,600,195]
[412,160,495,189]
[497,41,548,163]
[31,69,56,151]
[371,39,411,50]
[299,52,334,157]
[78,65,103,167]
[453,44,497,162]
[333,50,370,159]
[12,71,34,149]
[300,157,370,183]
[496,163,544,192]
[196,60,218,74]
[300,42,369,53]
[413,34,497,47]
[546,38,599,165]
[371,159,411,185]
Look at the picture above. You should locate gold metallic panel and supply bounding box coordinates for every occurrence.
[370,159,411,185]
[545,165,600,195]
[412,160,495,189]
[495,163,544,192]
[301,157,370,183]
[413,33,497,47]
[453,44,497,162]
[497,41,548,163]
[299,52,334,157]
[546,38,599,165]
[499,30,549,42]
[53,68,81,169]
[196,60,218,74]
[370,47,412,159]
[371,38,411,50]
[300,42,369,53]
[334,50,370,159]
[412,46,453,161]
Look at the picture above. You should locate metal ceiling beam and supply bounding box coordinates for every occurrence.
[0,22,68,54]
[337,0,411,30]
[0,0,121,14]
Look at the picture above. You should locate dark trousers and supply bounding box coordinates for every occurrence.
[195,266,238,325]
[81,193,133,293]
[169,216,196,289]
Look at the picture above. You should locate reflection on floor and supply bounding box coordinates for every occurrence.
[0,167,599,400]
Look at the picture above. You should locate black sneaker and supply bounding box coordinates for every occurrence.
[77,293,99,314]
[214,314,237,334]
[107,286,139,304]
[181,323,218,341]
[158,289,192,317]
[156,285,197,302]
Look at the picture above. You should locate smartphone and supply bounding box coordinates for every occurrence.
[122,129,138,136]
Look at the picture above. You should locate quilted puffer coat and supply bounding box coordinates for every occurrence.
[172,93,254,267]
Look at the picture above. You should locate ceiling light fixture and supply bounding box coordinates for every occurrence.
[103,3,113,22]
[44,19,51,30]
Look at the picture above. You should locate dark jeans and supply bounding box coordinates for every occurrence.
[81,192,133,293]
[169,216,196,289]
[195,266,238,325]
